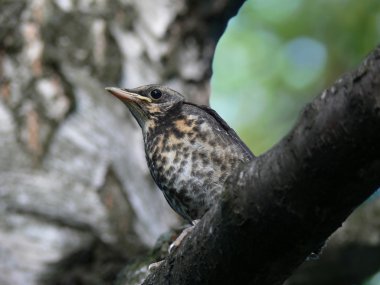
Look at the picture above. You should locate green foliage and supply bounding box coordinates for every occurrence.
[211,0,380,154]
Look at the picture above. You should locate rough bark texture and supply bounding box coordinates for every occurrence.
[287,197,380,285]
[142,47,380,284]
[0,0,245,284]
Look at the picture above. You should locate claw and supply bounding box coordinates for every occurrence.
[148,260,164,272]
[169,220,200,253]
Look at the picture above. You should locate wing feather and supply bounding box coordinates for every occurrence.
[184,102,255,160]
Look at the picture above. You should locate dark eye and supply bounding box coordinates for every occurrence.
[150,89,162,99]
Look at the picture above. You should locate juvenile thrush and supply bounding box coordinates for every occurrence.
[106,85,254,223]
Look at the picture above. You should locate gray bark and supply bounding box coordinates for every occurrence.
[0,0,245,284]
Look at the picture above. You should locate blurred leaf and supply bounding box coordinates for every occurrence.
[211,0,380,154]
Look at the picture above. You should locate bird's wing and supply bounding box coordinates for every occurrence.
[185,102,255,160]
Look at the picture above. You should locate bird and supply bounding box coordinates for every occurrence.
[105,84,254,224]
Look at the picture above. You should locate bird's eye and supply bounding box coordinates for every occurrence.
[150,89,162,99]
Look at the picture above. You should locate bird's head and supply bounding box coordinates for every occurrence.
[106,84,185,128]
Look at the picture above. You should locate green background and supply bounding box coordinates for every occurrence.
[211,0,380,155]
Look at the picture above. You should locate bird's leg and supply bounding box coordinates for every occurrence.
[148,220,200,272]
[169,219,199,253]
[148,260,164,272]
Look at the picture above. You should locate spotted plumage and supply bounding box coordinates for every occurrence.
[106,85,254,223]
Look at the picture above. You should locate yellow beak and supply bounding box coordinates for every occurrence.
[105,87,152,103]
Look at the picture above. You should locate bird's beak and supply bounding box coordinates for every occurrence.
[105,87,152,103]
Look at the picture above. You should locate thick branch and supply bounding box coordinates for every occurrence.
[143,47,380,284]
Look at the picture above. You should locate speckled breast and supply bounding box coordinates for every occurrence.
[144,112,249,222]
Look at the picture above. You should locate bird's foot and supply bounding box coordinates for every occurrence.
[169,219,199,253]
[148,260,164,272]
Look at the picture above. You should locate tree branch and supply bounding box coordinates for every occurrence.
[143,46,380,284]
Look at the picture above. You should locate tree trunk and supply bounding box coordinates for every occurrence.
[0,0,243,284]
